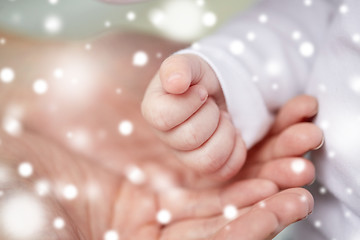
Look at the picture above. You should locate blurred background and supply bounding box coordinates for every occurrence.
[0,0,297,239]
[0,0,252,42]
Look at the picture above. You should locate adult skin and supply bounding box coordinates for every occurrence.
[0,31,322,239]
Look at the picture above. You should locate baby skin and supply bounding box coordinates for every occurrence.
[142,54,323,181]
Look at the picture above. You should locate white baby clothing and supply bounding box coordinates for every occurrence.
[180,0,360,239]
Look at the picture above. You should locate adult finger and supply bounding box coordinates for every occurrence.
[270,95,318,135]
[239,157,315,189]
[250,122,323,162]
[158,179,278,223]
[213,188,313,240]
[161,188,312,240]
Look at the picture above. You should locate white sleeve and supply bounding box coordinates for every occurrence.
[178,0,338,148]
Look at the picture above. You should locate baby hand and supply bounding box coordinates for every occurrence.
[141,54,247,181]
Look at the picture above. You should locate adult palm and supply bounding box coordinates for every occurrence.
[0,32,321,240]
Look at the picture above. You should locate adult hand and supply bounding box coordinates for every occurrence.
[0,32,321,240]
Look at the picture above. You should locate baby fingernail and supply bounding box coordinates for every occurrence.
[198,87,208,101]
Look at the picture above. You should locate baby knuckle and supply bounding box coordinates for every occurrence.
[153,113,172,131]
[149,103,173,131]
[181,124,202,150]
[199,150,225,174]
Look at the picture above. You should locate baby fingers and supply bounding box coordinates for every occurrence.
[157,98,220,151]
[142,83,208,131]
[175,112,246,176]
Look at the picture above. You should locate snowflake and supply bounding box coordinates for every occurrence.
[258,201,266,208]
[2,116,22,136]
[349,76,360,94]
[258,14,268,23]
[63,184,78,200]
[346,187,353,195]
[1,67,15,83]
[104,20,112,28]
[126,11,136,21]
[271,83,279,90]
[314,220,322,228]
[85,43,92,51]
[229,40,245,55]
[66,129,92,151]
[66,131,74,139]
[339,4,349,14]
[202,11,217,27]
[118,120,134,136]
[319,187,327,195]
[125,165,146,185]
[196,0,205,7]
[53,217,65,229]
[291,159,306,174]
[304,0,312,7]
[33,79,49,95]
[299,41,315,57]
[223,204,238,220]
[319,120,330,130]
[149,1,204,41]
[132,51,149,67]
[191,42,201,50]
[35,180,51,196]
[115,88,122,95]
[44,15,62,34]
[18,162,33,178]
[0,193,46,239]
[156,209,172,224]
[49,0,59,5]
[252,75,259,82]
[292,31,302,41]
[318,83,327,92]
[149,9,165,26]
[265,60,282,76]
[53,68,64,79]
[328,151,336,158]
[352,33,360,43]
[300,195,308,203]
[104,230,119,240]
[246,32,256,41]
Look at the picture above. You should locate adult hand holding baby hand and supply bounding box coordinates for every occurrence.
[0,33,322,240]
[142,54,323,183]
